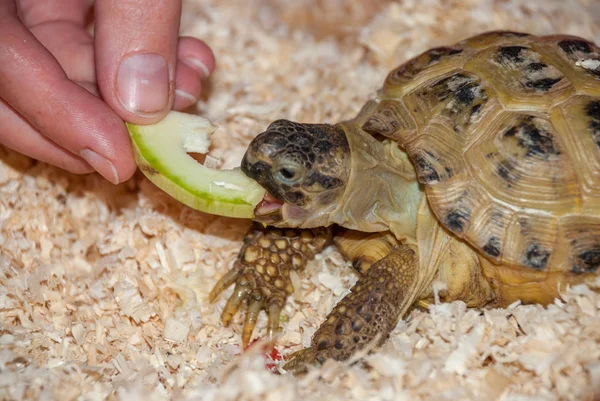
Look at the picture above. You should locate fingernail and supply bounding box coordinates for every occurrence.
[117,53,169,116]
[79,149,120,184]
[181,57,210,78]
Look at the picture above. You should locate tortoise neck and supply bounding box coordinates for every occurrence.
[327,122,424,240]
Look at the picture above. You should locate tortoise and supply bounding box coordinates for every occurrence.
[208,31,600,372]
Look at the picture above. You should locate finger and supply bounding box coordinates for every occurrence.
[17,0,90,27]
[0,100,93,174]
[94,0,182,123]
[173,38,216,110]
[18,0,95,83]
[177,36,216,79]
[242,300,263,349]
[0,4,136,184]
[173,61,202,110]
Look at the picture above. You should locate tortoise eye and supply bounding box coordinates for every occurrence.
[279,168,296,179]
[276,165,304,184]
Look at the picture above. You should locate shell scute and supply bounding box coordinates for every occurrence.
[382,46,471,98]
[465,202,514,263]
[532,36,600,96]
[559,216,600,273]
[465,111,579,213]
[504,212,559,271]
[550,95,600,208]
[361,100,417,140]
[399,70,496,146]
[464,43,574,110]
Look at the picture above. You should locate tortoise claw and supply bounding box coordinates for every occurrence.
[242,300,263,348]
[209,263,242,303]
[221,281,251,327]
[266,303,282,341]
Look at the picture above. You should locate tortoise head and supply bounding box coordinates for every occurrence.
[241,119,351,227]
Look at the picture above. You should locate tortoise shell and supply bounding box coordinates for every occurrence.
[362,31,600,274]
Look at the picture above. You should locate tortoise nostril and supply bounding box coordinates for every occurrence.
[241,153,257,177]
[243,150,258,165]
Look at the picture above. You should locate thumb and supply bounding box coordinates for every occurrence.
[94,0,180,124]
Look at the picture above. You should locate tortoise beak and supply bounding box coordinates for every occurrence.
[255,192,284,216]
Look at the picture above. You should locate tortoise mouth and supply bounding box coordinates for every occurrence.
[254,192,284,216]
[253,191,310,227]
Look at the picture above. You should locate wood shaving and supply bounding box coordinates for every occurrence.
[1,1,600,400]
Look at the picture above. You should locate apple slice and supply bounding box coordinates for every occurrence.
[126,111,265,218]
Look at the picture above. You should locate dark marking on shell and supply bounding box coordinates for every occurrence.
[558,39,592,55]
[524,77,562,92]
[497,46,528,64]
[469,104,482,122]
[496,160,514,182]
[585,100,600,149]
[572,248,600,273]
[413,153,440,183]
[483,236,501,258]
[388,47,464,83]
[334,340,344,350]
[445,208,471,233]
[428,47,464,63]
[429,73,480,103]
[503,117,561,158]
[504,126,517,137]
[524,244,550,269]
[317,340,329,350]
[490,210,507,227]
[526,62,547,72]
[455,83,476,105]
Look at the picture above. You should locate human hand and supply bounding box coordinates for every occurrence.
[0,0,215,184]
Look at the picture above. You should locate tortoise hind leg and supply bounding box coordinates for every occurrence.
[284,243,421,373]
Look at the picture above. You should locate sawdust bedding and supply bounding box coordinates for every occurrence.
[1,0,600,400]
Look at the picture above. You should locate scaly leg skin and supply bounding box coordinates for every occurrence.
[283,244,420,374]
[209,222,331,348]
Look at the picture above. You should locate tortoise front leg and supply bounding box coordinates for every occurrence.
[209,222,331,348]
[283,243,420,373]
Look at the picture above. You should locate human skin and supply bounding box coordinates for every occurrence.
[0,0,216,184]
